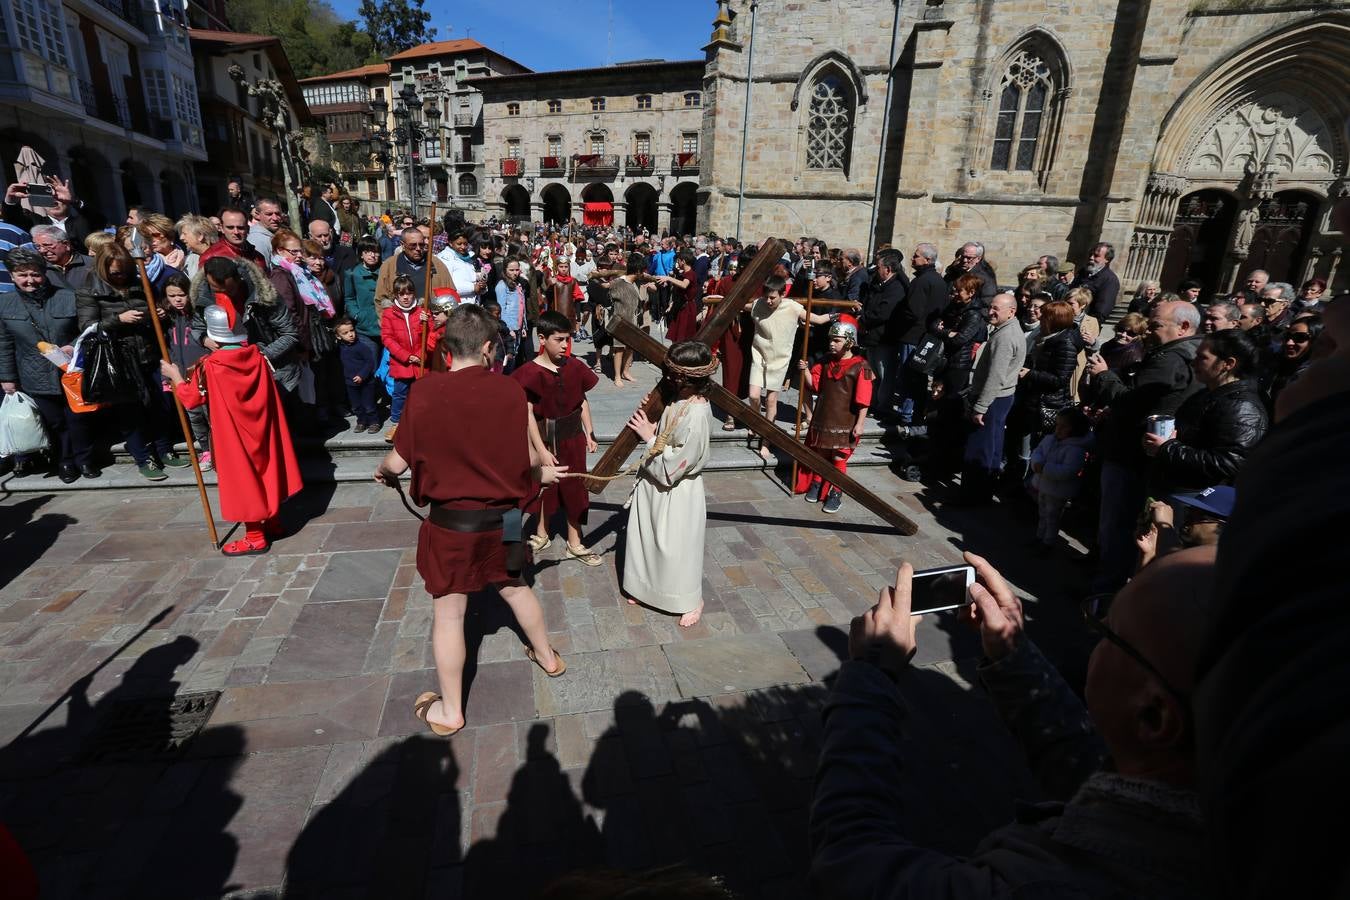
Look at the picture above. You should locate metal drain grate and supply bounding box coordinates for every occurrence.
[78,690,221,762]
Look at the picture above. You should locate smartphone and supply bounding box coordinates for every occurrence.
[25,183,57,209]
[908,564,975,616]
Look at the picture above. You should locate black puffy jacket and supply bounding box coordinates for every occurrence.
[1016,327,1081,413]
[932,300,987,372]
[0,283,80,395]
[77,278,162,367]
[1152,378,1268,492]
[1094,335,1203,463]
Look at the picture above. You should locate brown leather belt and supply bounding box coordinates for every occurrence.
[538,409,585,444]
[427,503,526,576]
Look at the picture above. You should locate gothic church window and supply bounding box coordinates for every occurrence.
[805,72,853,172]
[990,48,1057,172]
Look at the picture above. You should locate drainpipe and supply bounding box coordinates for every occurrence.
[734,0,758,241]
[867,0,904,257]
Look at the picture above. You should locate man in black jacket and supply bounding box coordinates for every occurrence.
[892,243,948,428]
[1087,299,1203,594]
[307,219,356,278]
[944,241,998,307]
[1075,242,1121,323]
[858,248,908,422]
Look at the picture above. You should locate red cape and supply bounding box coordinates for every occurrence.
[176,346,303,523]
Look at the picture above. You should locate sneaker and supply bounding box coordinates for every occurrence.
[822,489,843,514]
[198,451,214,472]
[138,463,168,482]
[160,453,191,469]
[384,425,398,444]
[805,482,822,503]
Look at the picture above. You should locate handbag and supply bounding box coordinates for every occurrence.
[81,330,147,405]
[61,370,103,414]
[906,333,948,376]
[308,312,335,358]
[0,392,50,456]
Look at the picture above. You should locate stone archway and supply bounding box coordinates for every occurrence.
[1159,190,1238,294]
[624,182,658,232]
[1128,17,1350,293]
[501,183,530,222]
[541,183,571,225]
[669,182,697,236]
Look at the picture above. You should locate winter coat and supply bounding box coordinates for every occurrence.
[380,304,442,380]
[268,267,314,355]
[1152,378,1268,493]
[945,259,998,307]
[342,264,382,340]
[0,283,80,395]
[1263,354,1312,412]
[163,307,207,375]
[1031,432,1094,499]
[1093,335,1202,464]
[1015,328,1081,421]
[187,258,301,391]
[77,278,163,368]
[858,274,908,348]
[338,334,378,383]
[375,253,453,305]
[811,645,1205,900]
[1075,265,1120,321]
[970,318,1024,414]
[931,300,986,374]
[899,264,948,346]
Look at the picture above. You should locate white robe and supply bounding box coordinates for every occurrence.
[622,398,711,614]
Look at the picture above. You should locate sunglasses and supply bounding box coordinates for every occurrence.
[1080,601,1191,715]
[1285,332,1312,344]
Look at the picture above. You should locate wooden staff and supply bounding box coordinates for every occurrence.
[787,296,858,491]
[129,233,219,548]
[418,202,438,378]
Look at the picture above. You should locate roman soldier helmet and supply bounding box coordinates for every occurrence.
[203,304,248,345]
[828,314,859,346]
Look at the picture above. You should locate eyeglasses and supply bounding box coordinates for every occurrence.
[1080,600,1191,715]
[1285,332,1312,344]
[279,246,303,255]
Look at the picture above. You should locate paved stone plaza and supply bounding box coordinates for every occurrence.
[0,467,1096,898]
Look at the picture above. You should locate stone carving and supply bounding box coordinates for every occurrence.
[1233,206,1260,255]
[1188,94,1336,176]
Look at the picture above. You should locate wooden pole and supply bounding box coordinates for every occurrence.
[131,248,219,548]
[418,202,438,378]
[789,279,815,492]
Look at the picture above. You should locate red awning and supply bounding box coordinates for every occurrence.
[583,202,613,226]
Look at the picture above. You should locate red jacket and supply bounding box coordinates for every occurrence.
[199,238,267,271]
[381,304,443,379]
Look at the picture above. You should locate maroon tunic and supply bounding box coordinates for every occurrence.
[665,276,702,343]
[395,367,533,595]
[512,356,598,526]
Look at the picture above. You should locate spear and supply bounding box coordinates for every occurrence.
[129,229,220,548]
[418,202,438,378]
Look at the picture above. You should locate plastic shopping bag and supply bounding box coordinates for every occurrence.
[0,392,50,456]
[81,330,146,404]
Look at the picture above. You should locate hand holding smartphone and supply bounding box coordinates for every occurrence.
[907,564,975,615]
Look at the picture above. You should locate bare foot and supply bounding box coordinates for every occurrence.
[429,698,466,732]
[678,603,704,627]
[614,379,625,388]
[623,372,637,382]
[758,445,773,462]
[627,597,637,605]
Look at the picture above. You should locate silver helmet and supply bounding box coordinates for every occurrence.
[203,304,248,345]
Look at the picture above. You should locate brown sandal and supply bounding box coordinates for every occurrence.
[413,691,462,737]
[526,647,566,677]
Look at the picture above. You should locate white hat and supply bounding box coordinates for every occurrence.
[204,304,248,344]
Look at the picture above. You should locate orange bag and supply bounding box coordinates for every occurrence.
[61,369,104,414]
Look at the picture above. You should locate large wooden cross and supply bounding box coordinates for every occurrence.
[586,239,918,536]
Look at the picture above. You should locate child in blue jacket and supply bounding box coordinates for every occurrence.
[335,317,379,432]
[1029,407,1094,554]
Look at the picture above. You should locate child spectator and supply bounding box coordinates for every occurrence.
[161,272,212,469]
[335,317,379,433]
[795,315,873,514]
[513,311,600,565]
[380,274,442,443]
[1028,407,1094,555]
[480,298,510,374]
[748,274,832,460]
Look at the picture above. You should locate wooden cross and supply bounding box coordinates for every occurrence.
[586,239,918,536]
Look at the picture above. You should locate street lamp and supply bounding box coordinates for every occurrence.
[227,62,307,231]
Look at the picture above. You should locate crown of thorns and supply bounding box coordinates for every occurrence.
[664,357,720,379]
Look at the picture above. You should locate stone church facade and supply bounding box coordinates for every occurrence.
[697,0,1350,295]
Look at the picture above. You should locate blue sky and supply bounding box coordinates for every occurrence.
[331,0,719,71]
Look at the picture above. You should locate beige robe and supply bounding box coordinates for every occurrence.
[622,398,711,613]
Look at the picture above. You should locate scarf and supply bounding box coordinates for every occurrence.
[144,252,165,282]
[273,255,334,317]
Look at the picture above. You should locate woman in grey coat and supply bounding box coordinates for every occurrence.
[0,248,95,481]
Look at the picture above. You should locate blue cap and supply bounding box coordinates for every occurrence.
[1172,485,1236,519]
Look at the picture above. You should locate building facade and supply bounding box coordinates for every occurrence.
[191,29,314,215]
[299,62,394,206]
[384,39,529,215]
[470,60,705,231]
[699,0,1350,295]
[0,0,206,224]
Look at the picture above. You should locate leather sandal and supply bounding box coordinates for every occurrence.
[527,533,551,552]
[413,691,462,737]
[526,647,566,677]
[565,544,603,567]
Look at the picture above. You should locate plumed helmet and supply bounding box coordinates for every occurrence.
[204,304,248,345]
[430,288,458,312]
[828,314,859,345]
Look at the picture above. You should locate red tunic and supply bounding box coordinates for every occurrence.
[394,367,534,595]
[511,356,598,526]
[712,274,754,399]
[665,277,702,343]
[175,345,302,523]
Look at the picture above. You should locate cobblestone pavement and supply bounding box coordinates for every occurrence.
[0,467,1097,899]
